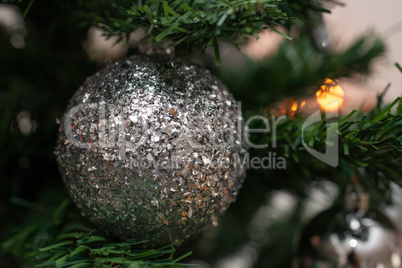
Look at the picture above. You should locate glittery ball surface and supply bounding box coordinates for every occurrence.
[56,54,246,244]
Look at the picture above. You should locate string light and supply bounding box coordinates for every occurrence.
[316,78,344,111]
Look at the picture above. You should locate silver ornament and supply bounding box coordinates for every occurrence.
[294,186,401,268]
[56,54,247,245]
[384,183,402,237]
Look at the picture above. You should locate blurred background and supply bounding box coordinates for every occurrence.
[0,0,401,267]
[325,0,402,104]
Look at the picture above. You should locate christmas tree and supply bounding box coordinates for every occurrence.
[0,0,401,267]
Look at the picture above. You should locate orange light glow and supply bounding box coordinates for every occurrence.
[262,98,306,118]
[316,78,344,111]
[271,99,306,117]
[291,102,298,112]
[290,100,306,112]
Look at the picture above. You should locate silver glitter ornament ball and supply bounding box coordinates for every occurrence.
[56,54,246,245]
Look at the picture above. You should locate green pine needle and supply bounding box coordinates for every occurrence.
[249,97,402,184]
[219,33,386,110]
[395,62,402,73]
[81,0,293,58]
[1,199,195,268]
[22,0,34,18]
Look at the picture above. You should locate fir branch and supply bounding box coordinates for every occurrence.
[90,0,291,65]
[284,0,342,26]
[78,0,293,64]
[71,0,343,64]
[81,0,339,39]
[1,199,194,268]
[32,233,195,268]
[249,97,402,184]
[219,33,386,110]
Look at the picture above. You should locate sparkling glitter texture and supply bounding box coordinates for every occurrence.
[56,54,247,245]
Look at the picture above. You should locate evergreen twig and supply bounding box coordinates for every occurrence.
[249,97,402,184]
[1,200,194,268]
[219,33,386,110]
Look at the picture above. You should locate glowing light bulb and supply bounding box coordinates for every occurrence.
[264,98,306,118]
[291,102,298,112]
[316,78,344,111]
[291,100,306,112]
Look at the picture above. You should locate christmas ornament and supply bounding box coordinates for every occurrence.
[294,184,401,268]
[384,183,402,236]
[55,54,247,245]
